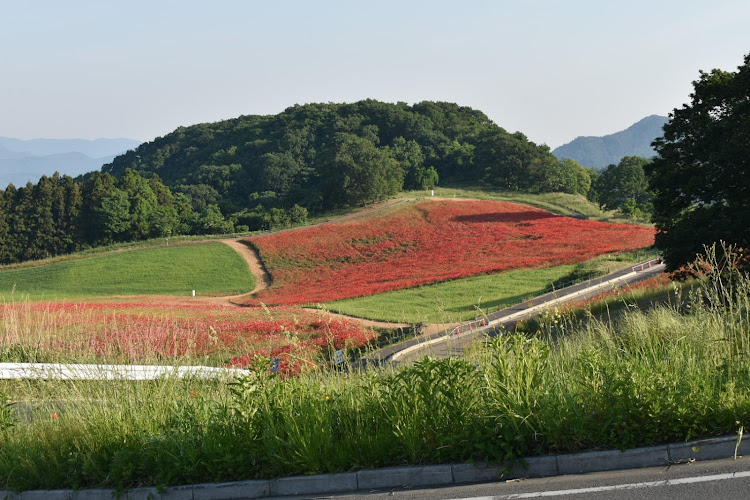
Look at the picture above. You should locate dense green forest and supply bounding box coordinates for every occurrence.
[0,170,230,265]
[103,100,593,216]
[2,100,646,265]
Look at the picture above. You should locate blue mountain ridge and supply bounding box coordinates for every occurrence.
[552,115,668,170]
[0,137,140,187]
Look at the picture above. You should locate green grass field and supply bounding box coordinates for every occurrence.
[0,242,255,299]
[321,264,578,323]
[320,249,658,323]
[0,266,746,492]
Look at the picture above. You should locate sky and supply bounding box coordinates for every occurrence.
[2,0,749,149]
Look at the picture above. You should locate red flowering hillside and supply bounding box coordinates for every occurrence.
[0,300,376,375]
[244,199,655,305]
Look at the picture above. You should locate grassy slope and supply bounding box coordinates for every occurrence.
[322,264,578,323]
[2,275,747,492]
[321,251,657,323]
[400,185,640,222]
[0,242,255,300]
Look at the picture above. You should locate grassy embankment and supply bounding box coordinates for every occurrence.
[2,191,706,493]
[0,254,747,492]
[0,242,255,300]
[401,185,630,221]
[320,250,656,323]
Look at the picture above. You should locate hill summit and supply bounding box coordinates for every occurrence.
[552,115,668,169]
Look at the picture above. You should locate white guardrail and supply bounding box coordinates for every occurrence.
[0,363,251,380]
[388,258,666,362]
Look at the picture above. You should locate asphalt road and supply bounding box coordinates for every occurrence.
[364,258,665,365]
[316,457,750,500]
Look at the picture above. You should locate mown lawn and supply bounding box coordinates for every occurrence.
[319,249,659,323]
[321,264,580,323]
[0,242,255,299]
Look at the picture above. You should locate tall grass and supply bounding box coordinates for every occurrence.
[0,246,747,492]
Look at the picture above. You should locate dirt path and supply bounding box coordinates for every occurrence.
[199,239,271,307]
[201,198,467,334]
[220,239,272,294]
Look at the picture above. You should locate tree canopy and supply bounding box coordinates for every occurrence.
[592,156,653,219]
[647,53,750,272]
[103,100,592,221]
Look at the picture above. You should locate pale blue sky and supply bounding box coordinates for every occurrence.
[2,0,749,148]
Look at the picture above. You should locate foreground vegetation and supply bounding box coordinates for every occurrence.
[0,242,254,299]
[0,248,746,492]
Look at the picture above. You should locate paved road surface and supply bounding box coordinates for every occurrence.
[318,457,750,500]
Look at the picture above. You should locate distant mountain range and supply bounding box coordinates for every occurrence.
[552,115,668,169]
[0,137,141,188]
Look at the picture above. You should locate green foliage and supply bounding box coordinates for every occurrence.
[103,100,596,215]
[0,392,17,432]
[531,158,592,196]
[0,242,254,298]
[318,133,404,208]
[594,156,653,219]
[383,357,488,462]
[647,53,750,272]
[0,170,205,265]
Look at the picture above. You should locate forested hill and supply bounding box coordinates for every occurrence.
[552,115,668,169]
[103,100,592,222]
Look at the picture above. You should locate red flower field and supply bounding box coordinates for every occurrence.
[0,300,377,375]
[244,199,655,305]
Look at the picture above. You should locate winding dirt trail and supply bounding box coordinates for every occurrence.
[221,239,272,295]
[202,197,460,334]
[200,239,271,307]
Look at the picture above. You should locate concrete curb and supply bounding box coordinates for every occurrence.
[1,434,747,499]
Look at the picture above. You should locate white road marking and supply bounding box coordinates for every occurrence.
[448,470,750,499]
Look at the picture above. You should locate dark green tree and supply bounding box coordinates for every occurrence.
[318,133,403,208]
[260,152,302,193]
[647,53,750,272]
[595,156,653,218]
[531,158,591,195]
[59,174,83,254]
[11,183,36,262]
[118,169,160,240]
[82,172,130,245]
[27,175,59,259]
[0,187,11,264]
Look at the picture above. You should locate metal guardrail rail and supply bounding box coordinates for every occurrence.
[0,363,251,380]
[381,257,666,364]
